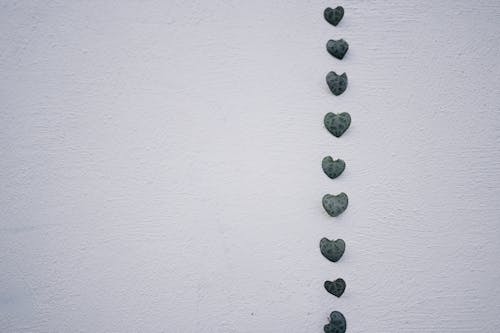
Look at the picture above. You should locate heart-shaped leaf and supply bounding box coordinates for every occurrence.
[322,193,348,217]
[326,39,349,60]
[324,112,351,138]
[322,156,345,179]
[320,238,345,262]
[324,278,346,297]
[324,311,346,333]
[324,6,344,26]
[326,71,348,96]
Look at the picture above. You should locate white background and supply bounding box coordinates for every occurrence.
[1,1,500,332]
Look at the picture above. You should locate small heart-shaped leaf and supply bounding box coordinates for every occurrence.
[324,6,344,26]
[326,39,349,60]
[320,238,345,262]
[322,193,348,217]
[322,156,345,179]
[324,278,346,297]
[326,71,348,96]
[324,311,346,333]
[324,112,351,138]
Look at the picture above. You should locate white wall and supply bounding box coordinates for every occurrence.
[1,1,500,332]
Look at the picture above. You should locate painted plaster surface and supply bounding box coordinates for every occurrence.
[1,1,500,332]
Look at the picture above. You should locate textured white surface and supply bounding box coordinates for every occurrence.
[1,1,500,332]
